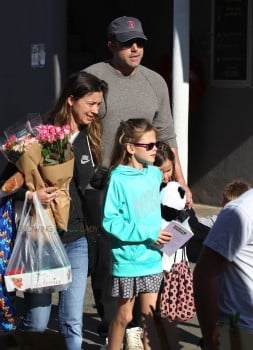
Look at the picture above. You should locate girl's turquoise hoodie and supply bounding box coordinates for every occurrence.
[102,164,163,277]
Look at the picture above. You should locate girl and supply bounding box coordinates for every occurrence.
[102,119,172,350]
[154,141,175,184]
[19,71,108,350]
[154,142,189,271]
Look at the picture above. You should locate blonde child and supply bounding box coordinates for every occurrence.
[102,119,172,350]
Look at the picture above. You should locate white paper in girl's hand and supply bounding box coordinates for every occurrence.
[160,220,193,256]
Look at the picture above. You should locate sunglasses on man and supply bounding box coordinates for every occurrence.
[119,39,146,48]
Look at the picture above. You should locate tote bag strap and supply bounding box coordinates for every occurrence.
[180,246,187,262]
[174,246,187,263]
[173,250,178,263]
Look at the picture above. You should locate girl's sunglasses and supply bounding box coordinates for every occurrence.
[132,141,160,151]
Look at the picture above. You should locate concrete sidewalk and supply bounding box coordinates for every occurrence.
[82,277,203,350]
[15,277,201,350]
[80,203,220,349]
[14,204,220,349]
[71,204,220,348]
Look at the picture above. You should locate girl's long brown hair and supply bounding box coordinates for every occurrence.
[154,141,176,180]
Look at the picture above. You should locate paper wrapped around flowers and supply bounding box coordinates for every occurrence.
[4,192,72,293]
[1,121,74,231]
[39,157,74,231]
[16,141,45,191]
[0,125,57,229]
[36,124,74,231]
[0,171,24,198]
[0,125,45,192]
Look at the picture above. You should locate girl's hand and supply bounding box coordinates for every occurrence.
[156,230,172,245]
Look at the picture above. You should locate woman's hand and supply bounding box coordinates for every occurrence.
[29,187,58,207]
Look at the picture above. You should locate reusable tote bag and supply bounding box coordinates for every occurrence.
[160,248,196,322]
[5,192,72,293]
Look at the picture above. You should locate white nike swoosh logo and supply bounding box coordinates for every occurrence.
[81,159,91,165]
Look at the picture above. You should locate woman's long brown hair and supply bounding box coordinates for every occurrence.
[45,71,108,167]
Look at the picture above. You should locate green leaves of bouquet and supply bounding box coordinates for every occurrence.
[37,124,72,165]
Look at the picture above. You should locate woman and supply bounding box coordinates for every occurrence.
[20,71,108,350]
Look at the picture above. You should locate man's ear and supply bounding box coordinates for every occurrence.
[126,143,135,155]
[108,41,114,53]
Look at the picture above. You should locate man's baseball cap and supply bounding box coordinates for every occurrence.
[107,16,148,42]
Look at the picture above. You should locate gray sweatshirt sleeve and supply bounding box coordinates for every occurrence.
[142,67,177,148]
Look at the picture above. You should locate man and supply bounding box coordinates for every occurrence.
[85,16,191,201]
[84,15,192,347]
[193,187,253,350]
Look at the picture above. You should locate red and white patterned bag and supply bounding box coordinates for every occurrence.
[160,248,196,322]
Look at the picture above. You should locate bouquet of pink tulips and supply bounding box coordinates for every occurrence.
[36,124,72,165]
[1,120,74,231]
[36,124,74,231]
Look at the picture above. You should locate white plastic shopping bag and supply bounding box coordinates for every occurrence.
[4,192,72,293]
